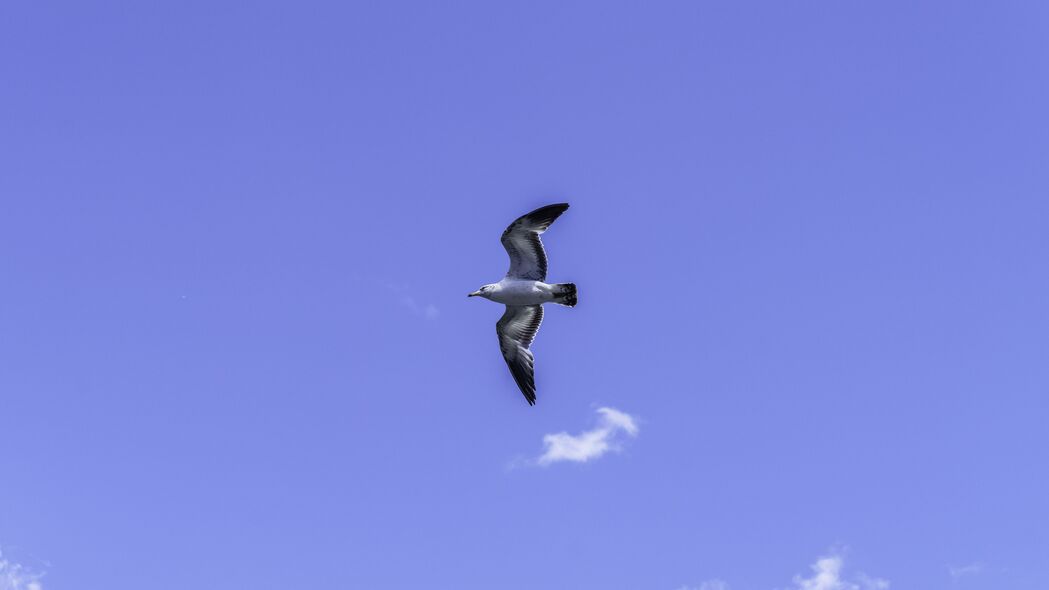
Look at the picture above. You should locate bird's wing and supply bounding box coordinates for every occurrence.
[501,203,569,281]
[496,304,544,405]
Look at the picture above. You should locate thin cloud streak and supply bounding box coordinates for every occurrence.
[948,562,984,578]
[536,407,639,466]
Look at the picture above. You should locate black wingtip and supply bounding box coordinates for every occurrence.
[525,203,569,218]
[522,203,569,229]
[542,202,569,213]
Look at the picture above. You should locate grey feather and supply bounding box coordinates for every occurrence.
[501,203,569,281]
[496,305,544,405]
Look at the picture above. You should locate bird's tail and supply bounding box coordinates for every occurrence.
[552,283,577,307]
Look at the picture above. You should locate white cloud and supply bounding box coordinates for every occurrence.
[536,407,639,466]
[0,550,44,590]
[948,562,984,578]
[791,553,888,590]
[678,551,887,590]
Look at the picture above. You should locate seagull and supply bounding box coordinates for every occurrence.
[469,203,577,405]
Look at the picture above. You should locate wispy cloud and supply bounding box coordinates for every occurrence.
[398,293,439,320]
[948,562,984,579]
[791,553,888,590]
[372,278,439,320]
[0,550,44,590]
[536,407,639,466]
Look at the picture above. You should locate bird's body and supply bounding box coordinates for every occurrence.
[481,279,561,306]
[469,203,576,405]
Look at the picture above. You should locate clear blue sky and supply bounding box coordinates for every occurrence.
[2,2,1048,589]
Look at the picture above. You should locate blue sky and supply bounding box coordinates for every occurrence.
[2,2,1048,589]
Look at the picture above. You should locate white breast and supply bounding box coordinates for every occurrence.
[491,280,553,305]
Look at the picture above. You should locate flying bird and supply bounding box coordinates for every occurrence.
[469,203,577,406]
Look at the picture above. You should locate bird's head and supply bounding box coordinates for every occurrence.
[468,284,496,299]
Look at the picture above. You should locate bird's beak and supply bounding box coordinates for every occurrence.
[468,290,481,297]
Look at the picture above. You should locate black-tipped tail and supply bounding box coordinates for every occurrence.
[553,283,577,307]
